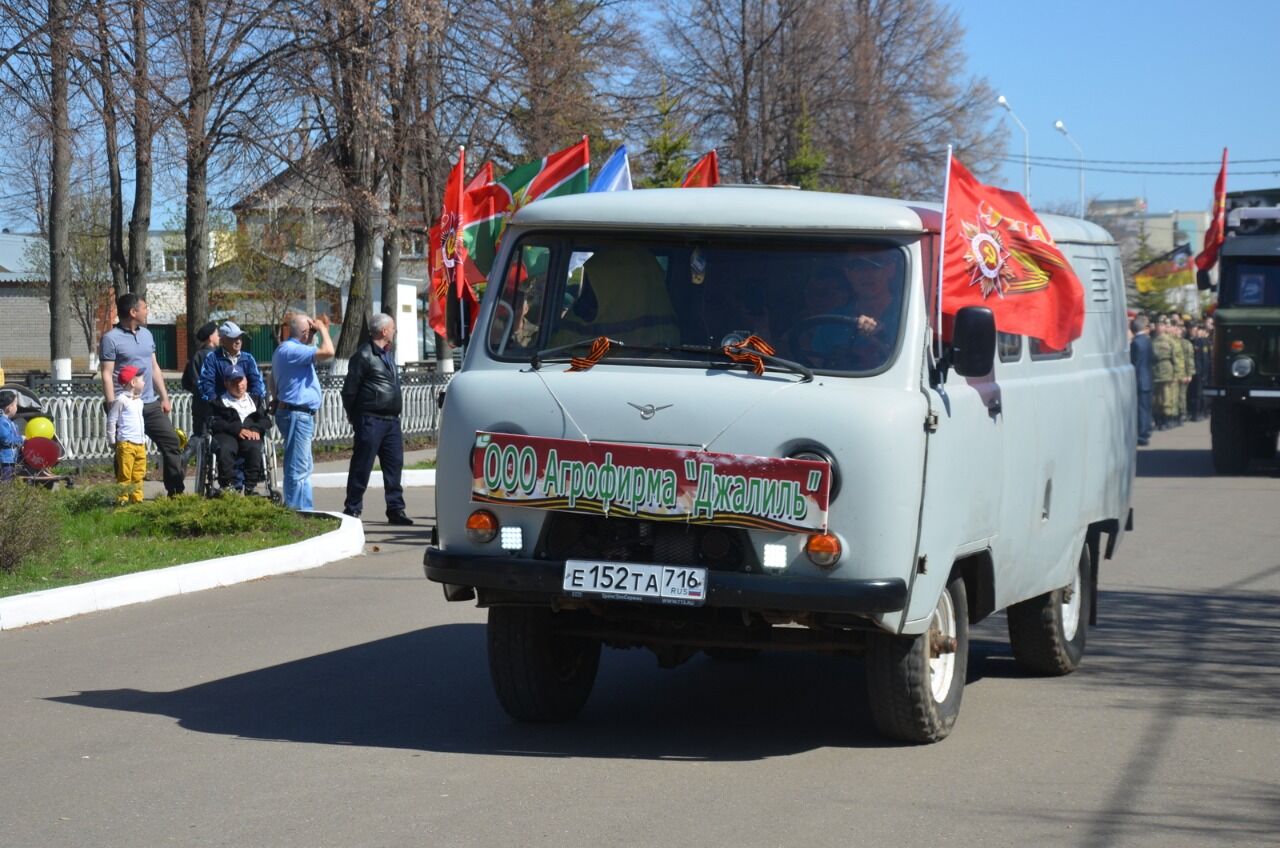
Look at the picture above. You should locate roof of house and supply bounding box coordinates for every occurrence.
[0,232,46,282]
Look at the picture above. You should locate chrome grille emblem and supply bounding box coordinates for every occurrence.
[627,402,672,420]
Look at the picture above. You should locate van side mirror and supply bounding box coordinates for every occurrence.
[951,306,996,377]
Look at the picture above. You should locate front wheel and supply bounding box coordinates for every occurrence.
[1007,545,1092,675]
[865,574,969,744]
[487,607,601,722]
[1211,402,1250,475]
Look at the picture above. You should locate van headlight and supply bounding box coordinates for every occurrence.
[1231,356,1254,378]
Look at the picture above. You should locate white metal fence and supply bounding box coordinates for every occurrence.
[37,378,450,464]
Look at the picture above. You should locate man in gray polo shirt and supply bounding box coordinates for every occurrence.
[98,292,185,496]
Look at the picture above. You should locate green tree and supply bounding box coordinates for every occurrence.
[639,85,691,188]
[786,100,824,190]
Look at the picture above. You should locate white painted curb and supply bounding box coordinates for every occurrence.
[311,469,435,488]
[0,511,365,631]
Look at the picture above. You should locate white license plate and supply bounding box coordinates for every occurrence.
[563,560,707,606]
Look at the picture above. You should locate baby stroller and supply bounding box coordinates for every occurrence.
[0,384,73,489]
[191,410,281,502]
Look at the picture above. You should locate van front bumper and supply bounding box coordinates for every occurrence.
[424,548,907,614]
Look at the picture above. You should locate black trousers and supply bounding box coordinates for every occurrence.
[142,400,185,495]
[1136,389,1153,442]
[344,414,405,515]
[212,432,264,488]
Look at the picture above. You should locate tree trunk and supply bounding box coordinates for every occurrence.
[339,211,375,360]
[48,0,72,379]
[93,1,127,300]
[127,0,152,297]
[184,0,211,353]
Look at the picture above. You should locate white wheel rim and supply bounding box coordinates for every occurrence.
[928,589,957,703]
[1062,567,1082,641]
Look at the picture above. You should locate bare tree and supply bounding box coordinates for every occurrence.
[81,0,127,297]
[126,0,156,296]
[48,0,74,378]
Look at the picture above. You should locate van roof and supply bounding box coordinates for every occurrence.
[511,186,1116,245]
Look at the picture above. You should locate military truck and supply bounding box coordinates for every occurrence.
[1205,188,1280,473]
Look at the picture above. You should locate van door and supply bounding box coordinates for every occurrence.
[904,345,1004,630]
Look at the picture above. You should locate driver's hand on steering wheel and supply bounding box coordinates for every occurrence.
[855,314,878,335]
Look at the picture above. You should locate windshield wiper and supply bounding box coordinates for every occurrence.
[533,338,812,381]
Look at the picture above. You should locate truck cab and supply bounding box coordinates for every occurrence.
[425,187,1134,743]
[1205,190,1280,473]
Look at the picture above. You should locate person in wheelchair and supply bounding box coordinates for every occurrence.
[208,367,270,495]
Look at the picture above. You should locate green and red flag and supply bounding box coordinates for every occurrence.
[681,149,719,187]
[1194,147,1228,272]
[462,136,591,277]
[940,153,1084,351]
[1135,244,1195,293]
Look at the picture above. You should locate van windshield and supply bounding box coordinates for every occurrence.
[486,234,907,374]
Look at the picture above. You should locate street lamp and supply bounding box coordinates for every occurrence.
[1055,119,1085,218]
[997,95,1030,204]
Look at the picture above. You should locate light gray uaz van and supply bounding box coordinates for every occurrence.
[425,187,1135,743]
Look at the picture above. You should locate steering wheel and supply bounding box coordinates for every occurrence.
[786,314,863,368]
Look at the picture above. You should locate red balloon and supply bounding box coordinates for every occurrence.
[21,437,60,471]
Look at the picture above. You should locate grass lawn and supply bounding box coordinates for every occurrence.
[0,486,338,598]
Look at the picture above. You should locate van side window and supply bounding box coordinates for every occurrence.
[997,332,1022,362]
[488,243,553,356]
[1029,337,1072,360]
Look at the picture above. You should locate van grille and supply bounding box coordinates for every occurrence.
[535,513,761,573]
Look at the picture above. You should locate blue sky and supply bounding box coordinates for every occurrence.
[950,0,1280,216]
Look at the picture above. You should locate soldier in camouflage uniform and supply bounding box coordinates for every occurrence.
[1151,317,1177,430]
[1168,318,1187,427]
[1178,321,1196,424]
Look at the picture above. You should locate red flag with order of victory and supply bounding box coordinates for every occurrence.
[1194,147,1228,272]
[681,149,720,187]
[427,148,478,338]
[941,154,1084,351]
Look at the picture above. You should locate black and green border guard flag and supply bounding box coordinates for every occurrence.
[1135,243,1195,293]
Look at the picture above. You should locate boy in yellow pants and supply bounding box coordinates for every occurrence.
[107,365,148,503]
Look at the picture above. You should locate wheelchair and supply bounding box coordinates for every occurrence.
[191,415,281,502]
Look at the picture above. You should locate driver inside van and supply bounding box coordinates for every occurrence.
[551,246,680,348]
[789,254,901,370]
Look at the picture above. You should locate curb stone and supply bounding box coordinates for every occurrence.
[310,470,435,488]
[0,511,364,631]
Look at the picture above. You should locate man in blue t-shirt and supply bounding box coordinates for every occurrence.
[98,293,186,495]
[270,312,334,510]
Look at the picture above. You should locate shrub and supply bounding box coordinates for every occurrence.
[0,482,61,573]
[125,494,304,537]
[55,483,124,515]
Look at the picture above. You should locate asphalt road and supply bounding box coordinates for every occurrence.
[2,420,1277,847]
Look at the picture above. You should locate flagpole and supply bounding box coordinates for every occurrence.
[935,145,953,362]
[457,145,468,344]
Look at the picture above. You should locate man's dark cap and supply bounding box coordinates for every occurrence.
[195,322,218,343]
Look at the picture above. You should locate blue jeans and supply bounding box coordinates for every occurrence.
[344,415,405,515]
[275,409,315,510]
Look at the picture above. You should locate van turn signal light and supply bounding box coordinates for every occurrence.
[466,510,499,543]
[1230,340,1245,352]
[805,532,842,568]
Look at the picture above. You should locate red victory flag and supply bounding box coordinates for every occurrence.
[1194,147,1228,272]
[681,149,720,187]
[428,147,478,338]
[466,160,494,193]
[941,154,1084,351]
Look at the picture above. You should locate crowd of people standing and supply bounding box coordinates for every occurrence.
[94,292,412,524]
[1130,311,1212,446]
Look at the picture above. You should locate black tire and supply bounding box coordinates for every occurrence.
[1211,402,1250,474]
[865,574,969,744]
[487,607,601,722]
[1007,545,1091,675]
[193,436,213,497]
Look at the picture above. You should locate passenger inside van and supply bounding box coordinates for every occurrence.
[551,246,681,347]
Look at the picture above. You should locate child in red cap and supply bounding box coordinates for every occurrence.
[107,365,148,502]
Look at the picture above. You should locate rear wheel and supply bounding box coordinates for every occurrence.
[865,574,969,744]
[1211,402,1250,474]
[1007,545,1091,675]
[487,607,601,722]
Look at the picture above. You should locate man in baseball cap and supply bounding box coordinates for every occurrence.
[198,318,266,403]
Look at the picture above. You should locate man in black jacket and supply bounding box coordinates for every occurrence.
[341,313,412,524]
[181,322,219,436]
